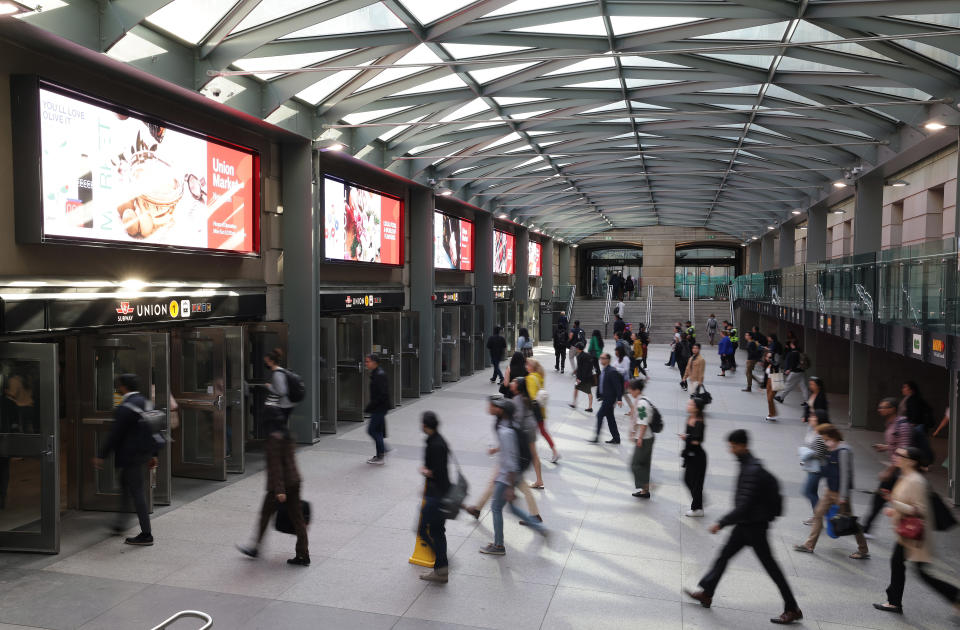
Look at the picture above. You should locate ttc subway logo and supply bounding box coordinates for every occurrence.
[116,302,134,315]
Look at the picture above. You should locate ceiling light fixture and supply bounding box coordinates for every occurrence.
[767,226,776,230]
[791,210,802,215]
[833,181,848,189]
[890,179,910,187]
[924,121,947,131]
[751,236,759,240]
[832,210,846,215]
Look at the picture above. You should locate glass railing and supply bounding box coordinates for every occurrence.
[733,238,960,334]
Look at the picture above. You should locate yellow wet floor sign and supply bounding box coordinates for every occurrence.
[409,486,436,567]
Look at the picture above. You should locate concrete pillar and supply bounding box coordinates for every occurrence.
[853,171,884,255]
[540,238,554,341]
[558,244,570,286]
[748,242,761,273]
[806,204,828,264]
[280,141,319,442]
[409,188,435,393]
[515,228,529,307]
[475,212,494,367]
[761,232,775,271]
[779,223,795,268]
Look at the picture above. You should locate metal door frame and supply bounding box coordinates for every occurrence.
[316,318,338,434]
[336,314,371,422]
[0,342,60,553]
[244,322,289,445]
[433,314,442,389]
[400,311,420,399]
[473,305,485,372]
[171,328,227,481]
[441,306,461,382]
[220,326,245,474]
[78,334,154,512]
[459,306,474,377]
[371,312,402,409]
[149,333,172,505]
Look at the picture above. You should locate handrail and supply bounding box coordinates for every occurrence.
[902,285,921,327]
[151,611,213,630]
[854,282,874,317]
[566,284,576,323]
[770,287,781,306]
[815,284,826,313]
[687,285,695,325]
[728,283,736,327]
[644,285,653,330]
[602,283,613,336]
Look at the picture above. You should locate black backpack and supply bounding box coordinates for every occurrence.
[124,402,167,454]
[511,420,532,472]
[760,464,783,520]
[281,368,306,403]
[640,397,663,433]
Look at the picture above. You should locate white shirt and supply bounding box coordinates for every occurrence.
[615,301,626,320]
[613,355,631,379]
[631,395,655,439]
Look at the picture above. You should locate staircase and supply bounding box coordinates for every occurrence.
[571,294,729,344]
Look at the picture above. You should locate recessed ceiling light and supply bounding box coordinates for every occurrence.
[832,210,846,215]
[791,210,801,215]
[767,226,775,230]
[498,213,508,219]
[751,236,759,240]
[439,189,453,196]
[833,181,847,188]
[925,122,947,131]
[890,179,910,187]
[325,142,345,151]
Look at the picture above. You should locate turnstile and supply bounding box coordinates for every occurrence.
[401,311,420,398]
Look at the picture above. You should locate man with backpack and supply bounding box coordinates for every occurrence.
[93,373,157,546]
[686,429,803,625]
[364,353,391,465]
[627,379,660,498]
[480,397,548,555]
[418,411,451,583]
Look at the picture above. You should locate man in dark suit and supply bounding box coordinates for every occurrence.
[364,353,391,465]
[93,373,156,546]
[589,353,623,444]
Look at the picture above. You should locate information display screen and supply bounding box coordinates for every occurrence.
[323,177,402,266]
[37,86,258,254]
[528,241,542,277]
[434,212,473,271]
[493,230,515,275]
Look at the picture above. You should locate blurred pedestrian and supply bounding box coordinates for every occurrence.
[364,353,390,465]
[681,397,707,517]
[627,379,656,498]
[418,411,451,583]
[570,343,595,412]
[589,353,623,444]
[486,326,507,385]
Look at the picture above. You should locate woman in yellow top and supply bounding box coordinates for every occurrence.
[631,332,646,378]
[526,359,560,470]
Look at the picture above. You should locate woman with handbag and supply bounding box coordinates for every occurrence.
[874,447,960,615]
[763,351,782,422]
[526,358,559,465]
[683,343,705,395]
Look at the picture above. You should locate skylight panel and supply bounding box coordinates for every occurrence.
[296,70,360,105]
[620,57,688,69]
[777,56,857,73]
[441,98,491,121]
[545,57,616,76]
[897,39,960,73]
[283,4,405,38]
[485,132,524,150]
[234,50,353,80]
[441,43,533,59]
[626,78,680,88]
[568,79,622,89]
[513,17,608,37]
[853,86,933,101]
[379,114,428,143]
[265,105,299,126]
[469,62,537,85]
[106,32,167,63]
[892,14,960,28]
[700,84,763,95]
[146,0,237,44]
[762,85,822,105]
[487,0,587,18]
[399,0,480,25]
[393,73,469,95]
[235,1,325,32]
[700,53,773,69]
[493,96,549,106]
[693,22,789,41]
[409,142,448,155]
[509,109,552,120]
[343,105,418,124]
[358,45,445,91]
[610,16,702,36]
[583,100,627,113]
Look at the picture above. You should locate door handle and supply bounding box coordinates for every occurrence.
[214,395,224,410]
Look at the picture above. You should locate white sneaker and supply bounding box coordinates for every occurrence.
[863,532,875,540]
[764,416,779,422]
[685,509,705,517]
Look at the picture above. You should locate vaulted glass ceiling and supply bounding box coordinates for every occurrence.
[21,0,960,242]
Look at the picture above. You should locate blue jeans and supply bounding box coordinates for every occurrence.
[803,470,822,511]
[367,412,386,456]
[491,481,544,546]
[490,355,504,382]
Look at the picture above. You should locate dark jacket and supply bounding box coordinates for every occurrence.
[424,432,451,498]
[99,392,154,468]
[613,318,626,336]
[806,391,828,414]
[553,327,568,350]
[265,433,302,495]
[782,349,803,372]
[597,365,624,403]
[574,351,594,383]
[745,340,762,361]
[365,367,390,415]
[718,452,778,527]
[570,327,586,345]
[486,334,507,362]
[823,444,855,501]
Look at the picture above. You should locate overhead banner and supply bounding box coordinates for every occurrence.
[493,230,515,274]
[44,293,265,330]
[324,177,402,266]
[37,86,258,254]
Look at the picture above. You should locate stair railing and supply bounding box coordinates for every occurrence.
[687,285,695,325]
[566,284,576,322]
[644,285,653,330]
[815,284,826,313]
[854,282,874,318]
[602,283,613,337]
[728,283,736,327]
[901,285,921,327]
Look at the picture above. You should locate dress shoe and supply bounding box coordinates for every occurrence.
[124,533,154,546]
[770,609,803,624]
[587,437,599,443]
[605,439,620,444]
[684,589,712,608]
[236,543,259,558]
[464,506,481,519]
[420,567,449,583]
[774,395,784,403]
[287,556,311,566]
[872,602,902,614]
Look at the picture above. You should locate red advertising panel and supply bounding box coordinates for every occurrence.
[324,177,403,266]
[37,86,258,254]
[493,230,515,274]
[459,220,473,271]
[434,211,474,271]
[528,240,542,277]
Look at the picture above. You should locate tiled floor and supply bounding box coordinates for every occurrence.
[2,343,959,629]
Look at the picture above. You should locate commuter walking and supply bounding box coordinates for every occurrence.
[775,340,809,404]
[803,376,828,419]
[686,430,803,625]
[503,351,527,389]
[717,329,734,377]
[93,374,156,546]
[685,320,696,343]
[588,330,604,377]
[518,327,533,358]
[364,353,390,465]
[874,446,960,615]
[615,298,627,323]
[681,397,707,516]
[625,275,635,300]
[568,320,586,369]
[589,353,623,444]
[570,343,595,412]
[553,323,568,373]
[628,379,656,498]
[706,314,718,345]
[723,321,739,370]
[637,323,650,370]
[487,326,508,384]
[630,331,647,378]
[613,344,631,382]
[862,398,913,535]
[418,411,451,583]
[612,314,626,339]
[899,381,931,429]
[237,400,309,565]
[676,333,692,391]
[479,397,548,555]
[767,334,783,366]
[793,424,870,559]
[799,409,829,518]
[665,325,681,367]
[742,332,763,392]
[557,310,569,330]
[525,359,560,467]
[762,351,780,422]
[684,342,705,395]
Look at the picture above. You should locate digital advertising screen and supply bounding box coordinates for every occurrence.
[434,212,473,271]
[493,230,515,275]
[36,85,259,254]
[323,177,402,266]
[528,241,542,277]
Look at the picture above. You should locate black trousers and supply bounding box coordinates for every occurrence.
[419,496,448,569]
[862,469,900,533]
[554,346,566,371]
[886,543,960,607]
[114,464,151,535]
[257,484,309,559]
[595,400,621,442]
[700,522,798,611]
[683,448,707,511]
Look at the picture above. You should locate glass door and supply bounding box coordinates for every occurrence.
[371,313,401,409]
[441,306,460,382]
[244,322,288,441]
[337,315,371,422]
[459,306,474,377]
[78,334,154,512]
[473,305,485,372]
[0,342,59,554]
[171,328,226,481]
[433,313,442,389]
[149,333,172,506]
[316,318,338,434]
[400,311,420,399]
[506,302,517,353]
[221,327,245,474]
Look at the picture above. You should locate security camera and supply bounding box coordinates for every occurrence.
[211,88,222,97]
[849,165,864,177]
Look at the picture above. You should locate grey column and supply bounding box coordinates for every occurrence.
[806,204,827,264]
[475,212,494,364]
[558,244,570,286]
[515,229,530,306]
[779,223,795,268]
[748,242,761,273]
[540,238,554,341]
[409,188,435,393]
[853,171,883,255]
[760,232,775,271]
[280,141,318,443]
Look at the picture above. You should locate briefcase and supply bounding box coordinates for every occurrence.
[275,499,312,534]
